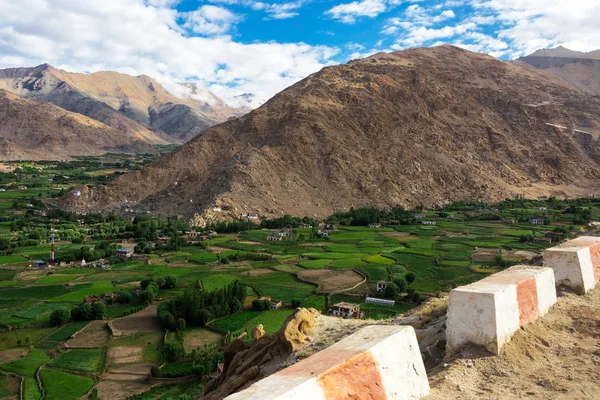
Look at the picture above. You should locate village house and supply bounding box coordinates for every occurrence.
[325,224,336,230]
[183,231,200,241]
[116,247,134,258]
[269,300,282,310]
[413,214,426,219]
[536,207,548,211]
[266,234,282,241]
[376,280,388,293]
[329,302,364,319]
[299,224,313,229]
[530,219,546,225]
[421,220,437,225]
[502,219,518,224]
[365,297,395,307]
[368,223,382,228]
[131,254,147,261]
[212,206,222,212]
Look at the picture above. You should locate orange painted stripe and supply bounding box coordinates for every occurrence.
[317,351,386,400]
[516,277,539,325]
[589,243,600,280]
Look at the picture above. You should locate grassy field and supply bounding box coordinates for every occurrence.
[23,377,41,400]
[40,368,94,400]
[48,348,104,374]
[211,310,261,332]
[1,348,49,376]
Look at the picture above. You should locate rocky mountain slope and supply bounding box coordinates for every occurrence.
[518,46,600,95]
[64,45,600,219]
[0,90,163,160]
[0,64,244,143]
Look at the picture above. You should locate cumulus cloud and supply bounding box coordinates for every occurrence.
[475,0,600,56]
[182,5,241,35]
[326,0,388,23]
[0,0,338,107]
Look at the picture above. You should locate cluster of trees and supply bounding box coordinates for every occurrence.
[55,241,118,264]
[260,215,316,229]
[381,273,421,303]
[157,281,246,329]
[326,207,413,226]
[220,252,273,264]
[251,299,272,311]
[70,302,107,322]
[139,275,177,304]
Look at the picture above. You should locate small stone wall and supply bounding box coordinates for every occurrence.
[543,236,600,294]
[446,266,556,356]
[224,325,430,400]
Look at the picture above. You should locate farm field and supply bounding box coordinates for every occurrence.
[0,158,598,399]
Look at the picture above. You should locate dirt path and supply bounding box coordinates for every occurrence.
[425,286,600,400]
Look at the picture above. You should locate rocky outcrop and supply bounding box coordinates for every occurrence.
[203,308,319,400]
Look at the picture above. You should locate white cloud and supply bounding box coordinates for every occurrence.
[475,0,600,56]
[209,0,306,19]
[182,5,241,35]
[326,0,387,23]
[0,0,339,107]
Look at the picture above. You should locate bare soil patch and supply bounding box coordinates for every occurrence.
[0,348,29,365]
[238,241,261,245]
[182,329,223,353]
[108,346,144,364]
[95,380,150,400]
[110,305,161,336]
[471,248,499,261]
[207,246,228,253]
[65,320,109,348]
[380,231,417,240]
[247,268,273,277]
[296,269,364,293]
[426,286,600,399]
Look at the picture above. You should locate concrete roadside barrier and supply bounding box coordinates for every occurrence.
[543,236,600,294]
[225,325,430,400]
[446,266,556,356]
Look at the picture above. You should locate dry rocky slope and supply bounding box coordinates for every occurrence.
[0,63,244,145]
[65,45,600,219]
[0,90,160,160]
[519,46,600,96]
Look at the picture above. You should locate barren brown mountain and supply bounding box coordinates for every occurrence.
[519,46,600,96]
[0,90,163,160]
[64,45,600,219]
[0,64,244,143]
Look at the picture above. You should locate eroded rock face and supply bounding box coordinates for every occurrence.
[202,308,319,400]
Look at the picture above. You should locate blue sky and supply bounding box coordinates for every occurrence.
[0,0,598,107]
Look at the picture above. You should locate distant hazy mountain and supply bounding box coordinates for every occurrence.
[519,46,600,96]
[0,89,164,160]
[0,64,246,143]
[64,46,600,219]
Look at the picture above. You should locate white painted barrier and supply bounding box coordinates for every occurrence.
[543,236,600,294]
[446,266,556,355]
[225,325,430,400]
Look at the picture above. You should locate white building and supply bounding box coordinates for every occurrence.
[365,297,395,307]
[421,221,437,225]
[376,280,388,293]
[530,219,546,225]
[368,223,382,228]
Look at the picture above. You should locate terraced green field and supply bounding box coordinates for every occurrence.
[40,368,94,400]
[48,348,104,374]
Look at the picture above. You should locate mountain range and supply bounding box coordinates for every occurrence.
[62,45,600,221]
[0,64,246,159]
[518,46,600,96]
